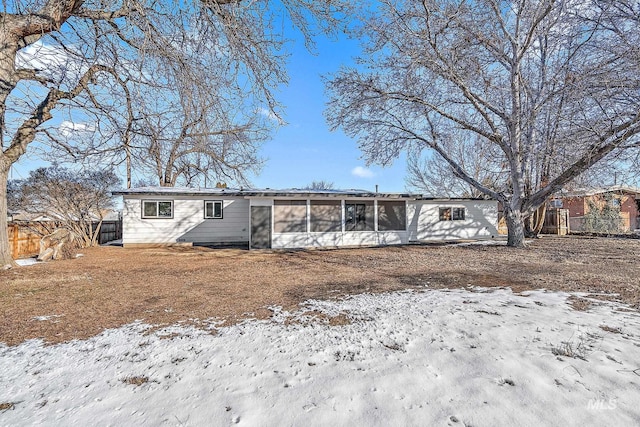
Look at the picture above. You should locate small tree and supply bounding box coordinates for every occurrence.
[584,194,623,234]
[10,167,120,247]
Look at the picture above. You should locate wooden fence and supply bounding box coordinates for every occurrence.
[541,209,569,235]
[8,219,122,259]
[95,220,122,245]
[497,208,569,236]
[8,222,46,259]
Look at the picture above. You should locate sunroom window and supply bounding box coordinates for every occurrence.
[274,200,307,232]
[378,201,407,231]
[345,201,374,231]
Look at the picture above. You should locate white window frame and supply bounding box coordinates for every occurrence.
[452,207,466,221]
[142,200,173,219]
[439,207,466,221]
[549,199,563,208]
[204,200,224,219]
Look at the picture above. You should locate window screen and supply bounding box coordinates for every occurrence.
[274,200,307,232]
[378,201,406,231]
[142,200,173,218]
[310,200,342,232]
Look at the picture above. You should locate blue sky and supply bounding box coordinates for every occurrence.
[9,24,410,193]
[249,31,409,192]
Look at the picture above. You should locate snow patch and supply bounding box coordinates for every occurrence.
[31,315,64,322]
[0,288,639,425]
[15,258,38,267]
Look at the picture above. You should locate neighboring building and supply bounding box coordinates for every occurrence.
[550,186,640,232]
[113,187,499,249]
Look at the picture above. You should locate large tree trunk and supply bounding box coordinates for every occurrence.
[0,159,16,269]
[504,206,526,248]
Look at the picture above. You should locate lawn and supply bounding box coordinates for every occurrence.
[1,236,639,425]
[1,236,639,346]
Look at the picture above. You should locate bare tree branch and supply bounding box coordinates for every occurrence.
[327,0,640,247]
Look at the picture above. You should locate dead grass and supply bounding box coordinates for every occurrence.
[599,325,622,334]
[567,296,592,311]
[0,402,15,411]
[1,236,639,346]
[122,376,149,386]
[551,340,589,360]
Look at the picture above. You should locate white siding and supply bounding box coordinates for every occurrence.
[121,193,498,248]
[122,196,249,245]
[408,200,498,241]
[272,231,409,249]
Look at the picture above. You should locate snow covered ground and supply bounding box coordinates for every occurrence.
[1,287,639,426]
[14,258,38,267]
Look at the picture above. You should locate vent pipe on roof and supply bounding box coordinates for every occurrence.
[375,184,379,193]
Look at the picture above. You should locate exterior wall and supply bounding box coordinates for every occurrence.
[561,193,639,232]
[620,195,639,230]
[122,196,249,246]
[408,200,498,241]
[272,231,409,248]
[121,193,499,248]
[564,197,586,217]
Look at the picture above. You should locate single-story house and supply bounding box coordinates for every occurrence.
[550,185,640,232]
[113,187,499,249]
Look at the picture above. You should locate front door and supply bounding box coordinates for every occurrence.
[251,206,272,249]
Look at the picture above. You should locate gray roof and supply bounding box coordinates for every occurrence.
[558,185,640,197]
[112,186,415,198]
[112,186,494,201]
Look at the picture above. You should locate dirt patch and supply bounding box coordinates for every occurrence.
[1,236,638,346]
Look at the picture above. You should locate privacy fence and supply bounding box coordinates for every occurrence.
[8,220,122,259]
[498,208,569,236]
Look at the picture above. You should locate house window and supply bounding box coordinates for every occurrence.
[439,207,465,221]
[142,200,173,218]
[310,200,341,232]
[274,200,307,233]
[378,201,407,231]
[205,200,223,219]
[550,199,563,208]
[345,201,374,231]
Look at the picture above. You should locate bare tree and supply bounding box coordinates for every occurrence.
[407,134,505,198]
[45,19,272,188]
[11,166,119,247]
[326,0,640,247]
[134,62,268,187]
[0,0,350,267]
[304,180,335,190]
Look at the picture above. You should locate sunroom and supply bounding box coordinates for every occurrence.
[248,194,410,249]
